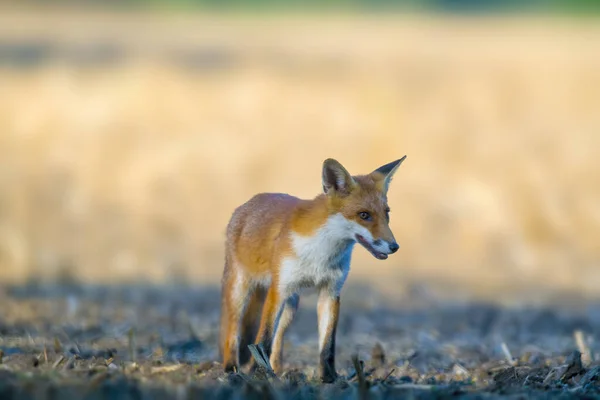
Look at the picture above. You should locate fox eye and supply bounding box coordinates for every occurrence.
[358,211,372,221]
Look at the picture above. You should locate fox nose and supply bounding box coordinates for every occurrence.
[389,242,400,253]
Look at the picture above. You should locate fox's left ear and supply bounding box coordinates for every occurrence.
[372,155,407,194]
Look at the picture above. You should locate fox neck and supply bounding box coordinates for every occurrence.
[290,194,356,261]
[291,194,337,236]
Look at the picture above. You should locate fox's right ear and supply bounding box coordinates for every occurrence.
[322,159,356,196]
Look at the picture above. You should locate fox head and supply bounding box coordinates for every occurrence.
[322,156,406,260]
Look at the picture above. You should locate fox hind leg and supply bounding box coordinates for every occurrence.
[238,287,266,366]
[220,262,251,373]
[248,284,281,372]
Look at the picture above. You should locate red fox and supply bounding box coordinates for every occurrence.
[220,156,406,382]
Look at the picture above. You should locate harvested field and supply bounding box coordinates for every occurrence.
[1,283,600,399]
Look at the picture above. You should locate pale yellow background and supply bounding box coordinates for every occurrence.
[0,11,599,303]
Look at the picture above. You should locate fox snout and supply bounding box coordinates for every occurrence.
[373,238,399,254]
[355,234,399,260]
[373,223,399,255]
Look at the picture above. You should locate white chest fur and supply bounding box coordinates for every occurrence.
[279,213,355,296]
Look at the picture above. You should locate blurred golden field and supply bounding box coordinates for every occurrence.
[0,11,599,302]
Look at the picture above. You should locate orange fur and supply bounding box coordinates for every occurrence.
[220,156,406,380]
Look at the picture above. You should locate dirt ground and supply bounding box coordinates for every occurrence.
[1,282,600,399]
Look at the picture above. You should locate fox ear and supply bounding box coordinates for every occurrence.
[322,159,356,196]
[373,155,406,194]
